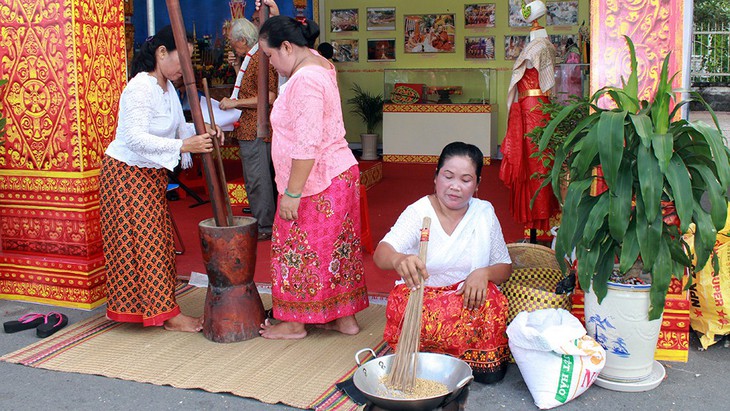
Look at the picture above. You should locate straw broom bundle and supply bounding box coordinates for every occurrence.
[387,217,431,392]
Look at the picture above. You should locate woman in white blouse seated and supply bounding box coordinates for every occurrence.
[374,142,512,383]
[100,25,221,333]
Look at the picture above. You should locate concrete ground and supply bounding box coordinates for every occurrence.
[1,109,729,411]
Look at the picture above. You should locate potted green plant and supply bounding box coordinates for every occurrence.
[347,83,383,161]
[538,36,729,385]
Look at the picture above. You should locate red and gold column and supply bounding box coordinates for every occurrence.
[589,0,690,362]
[0,1,127,308]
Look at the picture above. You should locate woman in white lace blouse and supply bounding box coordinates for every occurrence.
[100,25,220,333]
[374,142,513,383]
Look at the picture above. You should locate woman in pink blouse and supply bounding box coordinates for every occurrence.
[258,16,368,339]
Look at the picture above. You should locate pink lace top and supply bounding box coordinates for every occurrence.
[270,63,357,197]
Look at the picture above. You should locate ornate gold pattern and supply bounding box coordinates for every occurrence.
[0,0,126,307]
[384,103,493,114]
[590,0,685,104]
[384,154,491,165]
[359,162,383,190]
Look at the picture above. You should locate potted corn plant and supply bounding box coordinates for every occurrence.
[537,36,730,386]
[347,83,383,161]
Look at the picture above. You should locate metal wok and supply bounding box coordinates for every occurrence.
[353,348,474,411]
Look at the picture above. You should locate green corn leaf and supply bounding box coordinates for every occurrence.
[583,194,609,244]
[571,126,599,179]
[688,163,728,230]
[597,111,627,188]
[636,194,662,270]
[665,154,693,233]
[619,219,640,273]
[609,158,632,240]
[630,113,654,148]
[692,204,718,272]
[693,122,730,188]
[555,178,592,273]
[652,133,673,173]
[648,238,672,320]
[637,143,661,223]
[592,239,616,303]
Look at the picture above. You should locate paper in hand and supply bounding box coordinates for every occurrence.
[199,96,241,132]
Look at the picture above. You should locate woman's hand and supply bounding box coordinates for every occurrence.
[218,97,235,110]
[392,254,429,290]
[204,124,224,146]
[255,0,280,17]
[181,132,213,154]
[278,195,300,221]
[455,269,490,310]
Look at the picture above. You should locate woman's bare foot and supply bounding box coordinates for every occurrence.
[316,315,360,335]
[259,318,307,339]
[164,313,203,332]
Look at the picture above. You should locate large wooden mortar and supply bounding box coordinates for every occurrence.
[199,216,265,342]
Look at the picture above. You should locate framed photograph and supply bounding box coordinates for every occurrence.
[404,14,456,53]
[508,0,530,27]
[332,39,359,62]
[547,1,579,26]
[465,36,495,60]
[550,34,580,63]
[367,7,396,31]
[504,35,528,60]
[367,39,396,61]
[464,3,496,28]
[331,9,358,32]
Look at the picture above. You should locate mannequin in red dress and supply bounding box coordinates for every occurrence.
[499,1,560,241]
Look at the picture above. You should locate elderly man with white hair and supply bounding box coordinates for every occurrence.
[219,18,278,241]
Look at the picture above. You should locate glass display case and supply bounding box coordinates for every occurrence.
[553,63,590,104]
[382,68,499,161]
[383,68,496,105]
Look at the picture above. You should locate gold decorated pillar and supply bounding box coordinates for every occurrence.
[0,1,127,308]
[587,0,691,362]
[590,0,687,100]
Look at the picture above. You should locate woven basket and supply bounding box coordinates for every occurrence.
[502,243,571,323]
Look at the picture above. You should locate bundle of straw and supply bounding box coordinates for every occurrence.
[387,217,431,392]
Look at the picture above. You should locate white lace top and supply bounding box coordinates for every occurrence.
[381,196,511,287]
[105,72,195,171]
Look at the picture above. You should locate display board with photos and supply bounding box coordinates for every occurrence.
[465,36,496,60]
[367,39,396,61]
[464,3,496,28]
[546,1,579,26]
[331,9,358,32]
[366,7,396,31]
[404,14,456,53]
[332,39,359,62]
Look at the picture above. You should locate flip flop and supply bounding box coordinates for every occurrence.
[3,313,46,333]
[36,312,68,338]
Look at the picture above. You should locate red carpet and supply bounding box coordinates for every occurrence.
[169,160,523,296]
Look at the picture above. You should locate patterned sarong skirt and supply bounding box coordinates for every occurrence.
[270,165,369,323]
[100,155,180,326]
[384,282,510,383]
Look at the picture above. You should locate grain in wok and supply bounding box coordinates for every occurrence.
[378,375,449,399]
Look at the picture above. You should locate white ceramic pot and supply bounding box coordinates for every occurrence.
[583,282,663,383]
[360,133,379,160]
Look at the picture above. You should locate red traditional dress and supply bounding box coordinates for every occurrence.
[269,57,369,323]
[381,197,511,383]
[500,35,560,238]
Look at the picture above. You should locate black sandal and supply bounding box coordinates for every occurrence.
[36,312,68,338]
[3,313,45,333]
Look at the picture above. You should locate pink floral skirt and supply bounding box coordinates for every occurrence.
[270,165,369,323]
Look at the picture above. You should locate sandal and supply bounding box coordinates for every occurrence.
[36,312,68,338]
[3,313,46,333]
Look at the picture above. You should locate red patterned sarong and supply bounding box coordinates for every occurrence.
[384,282,510,382]
[270,165,369,323]
[100,156,180,326]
